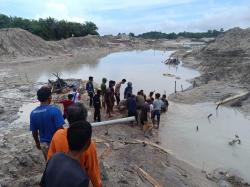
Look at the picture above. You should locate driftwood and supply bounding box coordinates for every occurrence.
[135,165,163,187]
[215,92,249,106]
[95,137,172,154]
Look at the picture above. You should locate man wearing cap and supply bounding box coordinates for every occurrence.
[30,86,64,160]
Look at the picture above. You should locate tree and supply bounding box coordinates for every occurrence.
[128,32,135,37]
[0,13,99,40]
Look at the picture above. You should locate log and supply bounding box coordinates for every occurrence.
[215,91,249,105]
[136,166,163,187]
[91,116,135,127]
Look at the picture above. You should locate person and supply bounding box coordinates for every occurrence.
[47,103,102,187]
[124,82,133,99]
[140,100,153,137]
[58,94,74,119]
[161,94,169,113]
[114,79,126,105]
[86,76,95,107]
[40,121,91,187]
[148,91,155,100]
[136,91,145,110]
[140,90,147,101]
[72,88,81,103]
[93,90,101,122]
[30,86,64,160]
[105,80,115,118]
[100,78,107,108]
[126,93,137,125]
[152,93,164,129]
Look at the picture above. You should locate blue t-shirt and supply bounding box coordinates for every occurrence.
[30,105,64,143]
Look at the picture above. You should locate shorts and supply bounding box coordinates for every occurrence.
[152,110,161,121]
[40,142,50,160]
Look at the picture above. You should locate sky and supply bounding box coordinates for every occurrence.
[0,0,249,35]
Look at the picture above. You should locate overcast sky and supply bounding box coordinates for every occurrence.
[0,0,249,35]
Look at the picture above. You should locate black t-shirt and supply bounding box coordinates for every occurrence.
[40,152,89,187]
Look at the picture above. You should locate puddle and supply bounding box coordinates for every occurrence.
[159,102,250,181]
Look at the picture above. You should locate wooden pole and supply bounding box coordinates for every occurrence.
[174,81,177,93]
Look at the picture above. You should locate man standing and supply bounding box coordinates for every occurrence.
[47,103,102,187]
[114,79,126,105]
[93,90,101,122]
[152,93,164,129]
[100,78,107,108]
[30,87,64,160]
[86,76,95,107]
[105,80,115,118]
[40,121,91,187]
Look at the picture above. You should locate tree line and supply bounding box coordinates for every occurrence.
[0,14,99,40]
[136,29,224,39]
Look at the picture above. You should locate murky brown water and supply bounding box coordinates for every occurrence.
[160,102,250,181]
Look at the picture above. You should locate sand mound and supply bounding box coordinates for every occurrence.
[58,35,108,49]
[0,28,64,60]
[201,27,250,57]
[197,27,250,86]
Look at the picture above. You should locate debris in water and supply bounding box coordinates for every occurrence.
[196,126,199,132]
[207,114,213,119]
[228,135,241,146]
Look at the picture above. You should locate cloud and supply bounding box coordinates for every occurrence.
[34,1,85,23]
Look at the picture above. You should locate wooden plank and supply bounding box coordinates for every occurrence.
[137,167,163,187]
[215,92,249,105]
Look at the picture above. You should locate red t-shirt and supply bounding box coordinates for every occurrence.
[60,100,74,115]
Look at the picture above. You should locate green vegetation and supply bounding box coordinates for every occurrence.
[0,14,99,40]
[137,29,224,39]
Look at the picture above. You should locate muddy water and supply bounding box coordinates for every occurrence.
[160,102,250,182]
[37,50,199,95]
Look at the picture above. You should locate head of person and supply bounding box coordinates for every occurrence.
[140,90,144,95]
[155,93,161,99]
[102,78,107,83]
[109,80,113,87]
[127,82,132,87]
[162,94,167,99]
[149,91,154,97]
[111,80,116,86]
[73,88,77,92]
[96,89,101,96]
[121,79,126,84]
[37,86,52,104]
[89,76,93,82]
[137,91,141,96]
[68,94,74,100]
[67,103,88,125]
[67,121,92,154]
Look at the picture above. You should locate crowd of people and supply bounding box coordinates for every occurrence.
[29,76,169,187]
